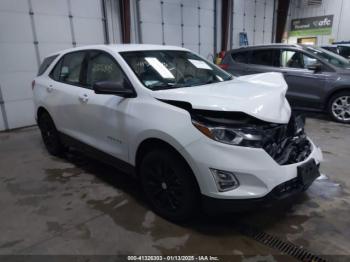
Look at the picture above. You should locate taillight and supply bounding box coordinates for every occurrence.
[31,80,35,90]
[219,64,229,70]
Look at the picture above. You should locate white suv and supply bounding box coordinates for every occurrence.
[33,44,323,221]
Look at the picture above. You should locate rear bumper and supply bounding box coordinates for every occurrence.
[201,166,319,214]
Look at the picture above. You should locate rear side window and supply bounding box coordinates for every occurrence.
[231,52,250,64]
[37,55,58,76]
[250,49,279,67]
[50,51,86,85]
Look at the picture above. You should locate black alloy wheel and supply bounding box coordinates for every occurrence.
[139,149,199,222]
[38,112,66,156]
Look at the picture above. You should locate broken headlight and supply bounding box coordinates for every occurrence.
[192,120,263,147]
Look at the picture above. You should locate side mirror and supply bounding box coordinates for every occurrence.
[307,63,322,72]
[93,80,136,98]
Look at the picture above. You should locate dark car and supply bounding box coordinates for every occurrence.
[321,44,350,60]
[221,44,350,123]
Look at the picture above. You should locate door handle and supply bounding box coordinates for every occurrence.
[79,93,89,103]
[46,85,53,93]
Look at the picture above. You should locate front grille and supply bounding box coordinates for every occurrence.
[273,176,302,198]
[262,115,312,165]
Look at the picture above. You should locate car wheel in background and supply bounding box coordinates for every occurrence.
[328,91,350,124]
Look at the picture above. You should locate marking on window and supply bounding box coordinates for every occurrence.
[145,57,175,79]
[188,59,213,70]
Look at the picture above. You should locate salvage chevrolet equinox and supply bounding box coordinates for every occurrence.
[33,45,323,222]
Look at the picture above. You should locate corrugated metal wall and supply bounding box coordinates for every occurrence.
[0,0,108,131]
[231,0,275,48]
[137,0,216,60]
[136,0,276,55]
[287,0,347,45]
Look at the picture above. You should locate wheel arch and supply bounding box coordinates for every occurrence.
[325,87,350,109]
[36,106,51,124]
[135,138,186,172]
[134,137,202,193]
[37,106,49,117]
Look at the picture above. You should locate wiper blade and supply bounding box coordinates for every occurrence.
[147,82,180,90]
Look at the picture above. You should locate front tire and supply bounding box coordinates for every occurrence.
[139,149,199,222]
[328,91,350,123]
[38,112,66,156]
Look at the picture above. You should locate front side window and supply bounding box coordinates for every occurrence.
[305,46,350,68]
[120,50,232,90]
[281,50,317,69]
[250,49,279,67]
[86,51,127,87]
[50,51,86,85]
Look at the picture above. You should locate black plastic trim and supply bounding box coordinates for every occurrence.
[201,167,319,214]
[59,132,135,175]
[157,99,193,111]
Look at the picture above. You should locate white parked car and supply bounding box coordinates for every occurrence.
[33,44,323,221]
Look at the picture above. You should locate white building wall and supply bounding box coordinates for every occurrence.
[0,0,109,130]
[286,0,346,45]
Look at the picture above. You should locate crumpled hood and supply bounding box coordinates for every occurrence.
[152,72,291,124]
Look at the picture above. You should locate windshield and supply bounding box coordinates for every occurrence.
[307,46,350,68]
[120,50,232,90]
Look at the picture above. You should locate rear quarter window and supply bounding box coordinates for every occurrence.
[250,49,280,67]
[37,55,58,76]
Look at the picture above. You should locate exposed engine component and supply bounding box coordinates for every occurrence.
[190,109,311,165]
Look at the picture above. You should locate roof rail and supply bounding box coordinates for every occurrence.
[234,43,302,49]
[333,41,350,44]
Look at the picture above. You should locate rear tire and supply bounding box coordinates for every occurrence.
[328,91,350,124]
[139,148,199,222]
[38,112,66,156]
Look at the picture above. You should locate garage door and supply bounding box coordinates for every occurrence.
[138,0,216,60]
[232,0,275,47]
[0,0,106,130]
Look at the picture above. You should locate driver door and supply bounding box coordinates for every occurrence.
[280,49,330,110]
[77,50,133,162]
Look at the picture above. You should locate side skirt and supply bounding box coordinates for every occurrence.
[59,132,136,175]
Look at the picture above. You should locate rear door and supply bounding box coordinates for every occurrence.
[46,51,88,139]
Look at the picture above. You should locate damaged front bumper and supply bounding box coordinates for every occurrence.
[180,116,323,206]
[201,158,321,214]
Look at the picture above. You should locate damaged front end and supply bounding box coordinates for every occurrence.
[191,110,312,165]
[260,115,311,165]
